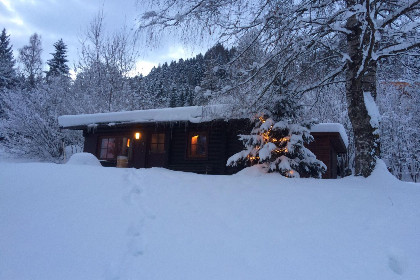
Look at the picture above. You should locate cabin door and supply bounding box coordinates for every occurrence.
[147,132,167,168]
[132,134,147,168]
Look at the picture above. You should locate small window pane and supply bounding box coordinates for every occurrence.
[107,149,115,159]
[150,143,158,153]
[191,144,197,155]
[158,133,165,143]
[102,138,108,146]
[100,148,108,159]
[150,133,165,153]
[189,132,207,158]
[151,133,157,143]
[198,136,206,145]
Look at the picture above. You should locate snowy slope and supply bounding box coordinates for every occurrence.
[0,160,419,280]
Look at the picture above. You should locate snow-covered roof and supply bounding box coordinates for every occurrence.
[58,105,229,128]
[59,106,348,149]
[311,123,349,148]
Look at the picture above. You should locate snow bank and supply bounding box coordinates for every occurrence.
[311,123,349,147]
[235,164,268,176]
[58,105,229,128]
[1,162,419,280]
[65,152,102,166]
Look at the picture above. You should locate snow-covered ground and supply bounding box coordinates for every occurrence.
[1,156,419,280]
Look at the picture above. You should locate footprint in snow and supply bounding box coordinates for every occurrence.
[127,222,145,257]
[388,255,403,275]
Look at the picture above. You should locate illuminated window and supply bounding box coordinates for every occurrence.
[150,133,165,153]
[188,132,208,158]
[99,137,131,160]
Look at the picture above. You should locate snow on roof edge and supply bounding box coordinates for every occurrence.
[58,105,230,128]
[59,107,349,148]
[311,123,349,148]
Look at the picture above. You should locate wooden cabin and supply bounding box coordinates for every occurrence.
[59,106,347,178]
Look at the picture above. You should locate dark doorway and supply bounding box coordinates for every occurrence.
[147,132,167,167]
[132,135,147,168]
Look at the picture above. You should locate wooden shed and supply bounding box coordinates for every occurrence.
[59,106,347,178]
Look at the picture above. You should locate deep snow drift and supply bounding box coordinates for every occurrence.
[0,160,419,280]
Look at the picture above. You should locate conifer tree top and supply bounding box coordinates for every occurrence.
[0,28,17,88]
[47,38,69,78]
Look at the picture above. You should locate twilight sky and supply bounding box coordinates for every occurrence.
[0,0,204,76]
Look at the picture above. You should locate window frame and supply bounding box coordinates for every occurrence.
[187,131,208,159]
[149,132,166,154]
[97,135,131,161]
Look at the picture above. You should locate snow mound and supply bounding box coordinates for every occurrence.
[235,164,268,176]
[367,159,400,183]
[66,153,101,166]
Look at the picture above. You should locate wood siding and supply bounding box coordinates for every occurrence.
[167,121,227,174]
[306,133,342,179]
[82,120,344,178]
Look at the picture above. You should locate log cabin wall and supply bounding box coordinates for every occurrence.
[224,119,254,174]
[83,130,98,156]
[83,121,235,174]
[306,134,336,179]
[167,121,228,174]
[166,119,252,174]
[81,120,343,178]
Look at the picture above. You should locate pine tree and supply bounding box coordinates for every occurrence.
[0,28,16,89]
[227,96,326,178]
[46,39,69,79]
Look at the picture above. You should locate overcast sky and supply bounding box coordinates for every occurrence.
[0,0,204,76]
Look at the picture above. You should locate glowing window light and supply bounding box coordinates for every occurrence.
[191,135,198,144]
[135,132,141,140]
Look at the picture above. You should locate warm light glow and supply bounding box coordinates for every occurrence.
[135,132,141,140]
[263,132,270,142]
[126,139,130,147]
[247,155,259,161]
[191,135,198,144]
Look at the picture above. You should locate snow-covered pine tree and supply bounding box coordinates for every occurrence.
[227,96,326,178]
[46,39,70,79]
[0,28,16,89]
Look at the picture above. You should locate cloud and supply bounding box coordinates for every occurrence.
[0,0,208,77]
[0,0,13,12]
[130,44,203,76]
[129,60,157,77]
[0,0,137,68]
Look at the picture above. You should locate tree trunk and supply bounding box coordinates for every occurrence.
[345,3,381,177]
